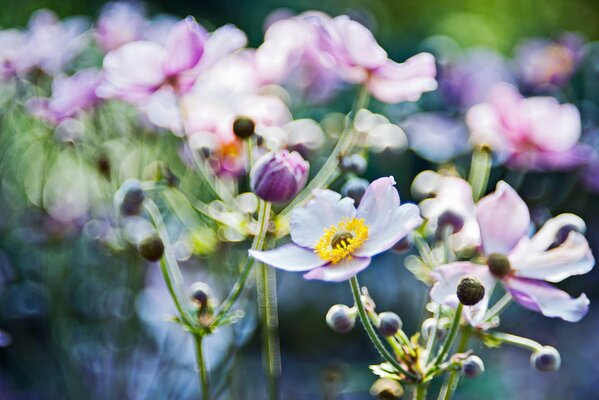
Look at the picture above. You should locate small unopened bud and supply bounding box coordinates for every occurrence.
[554,224,580,247]
[97,154,111,179]
[486,253,511,278]
[378,312,403,337]
[116,179,145,216]
[531,346,561,372]
[422,317,448,341]
[138,234,164,262]
[370,378,404,400]
[392,233,413,253]
[339,154,367,175]
[435,210,464,239]
[326,304,355,333]
[341,178,369,205]
[456,276,485,306]
[190,282,212,307]
[250,150,309,203]
[233,116,255,139]
[462,355,485,378]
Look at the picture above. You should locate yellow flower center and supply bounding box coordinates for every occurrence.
[314,218,369,264]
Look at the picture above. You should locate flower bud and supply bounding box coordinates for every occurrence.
[339,154,367,175]
[250,150,309,203]
[233,116,255,139]
[553,224,580,247]
[115,179,145,216]
[370,378,404,400]
[487,253,512,278]
[462,355,485,378]
[326,304,355,333]
[531,346,561,372]
[190,282,212,307]
[378,312,403,337]
[435,210,464,239]
[97,153,111,179]
[341,178,369,205]
[456,276,485,306]
[138,234,164,262]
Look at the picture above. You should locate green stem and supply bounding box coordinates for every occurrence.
[424,304,440,365]
[280,86,369,218]
[438,329,470,400]
[350,276,418,380]
[258,260,281,400]
[480,331,543,352]
[195,335,210,399]
[483,293,512,322]
[468,147,492,201]
[415,383,428,400]
[433,303,463,367]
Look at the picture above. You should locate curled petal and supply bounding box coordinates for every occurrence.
[249,244,326,271]
[524,213,586,253]
[511,232,594,283]
[303,256,371,282]
[476,181,530,255]
[290,190,356,248]
[504,276,589,322]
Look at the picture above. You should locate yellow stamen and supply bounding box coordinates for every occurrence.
[314,218,369,264]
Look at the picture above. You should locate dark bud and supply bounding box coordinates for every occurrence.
[190,282,212,307]
[553,224,580,248]
[341,178,369,205]
[456,276,485,306]
[392,233,413,253]
[339,154,367,175]
[233,116,255,139]
[462,355,485,378]
[378,312,403,337]
[435,210,464,239]
[97,153,111,179]
[370,378,404,400]
[531,346,561,372]
[326,304,355,333]
[138,234,164,262]
[486,253,511,278]
[116,179,145,216]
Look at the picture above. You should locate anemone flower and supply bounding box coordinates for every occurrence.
[249,177,422,282]
[431,181,594,324]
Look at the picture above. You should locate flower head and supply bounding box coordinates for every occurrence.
[94,1,147,52]
[249,177,422,282]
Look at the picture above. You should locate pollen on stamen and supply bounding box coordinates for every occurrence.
[314,218,369,264]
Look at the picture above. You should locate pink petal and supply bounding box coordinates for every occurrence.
[526,98,581,153]
[303,256,371,282]
[356,176,399,227]
[367,53,438,104]
[511,232,594,283]
[290,190,356,249]
[504,276,589,322]
[163,17,207,77]
[249,244,326,271]
[327,16,387,69]
[197,24,247,71]
[476,181,530,255]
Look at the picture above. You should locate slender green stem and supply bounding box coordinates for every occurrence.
[468,147,492,201]
[415,383,428,400]
[480,331,543,352]
[424,304,440,365]
[433,304,463,366]
[483,293,512,322]
[280,86,370,218]
[195,335,210,399]
[438,329,470,400]
[258,260,281,400]
[350,276,418,380]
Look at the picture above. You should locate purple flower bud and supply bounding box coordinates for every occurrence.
[250,150,309,203]
[115,179,145,216]
[435,210,464,239]
[326,304,355,333]
[462,355,485,378]
[378,312,403,337]
[531,346,561,371]
[341,178,369,205]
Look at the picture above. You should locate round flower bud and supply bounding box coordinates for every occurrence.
[435,210,464,239]
[115,179,145,216]
[486,253,512,278]
[232,116,255,139]
[456,276,485,306]
[378,312,403,337]
[531,346,561,372]
[341,178,369,205]
[370,378,404,400]
[554,224,580,247]
[326,304,355,333]
[462,355,485,378]
[138,234,164,262]
[250,150,309,203]
[190,282,212,307]
[339,154,367,175]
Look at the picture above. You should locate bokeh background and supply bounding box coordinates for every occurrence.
[1,1,599,399]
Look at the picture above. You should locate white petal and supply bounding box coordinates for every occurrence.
[290,190,356,248]
[525,213,586,253]
[356,176,399,230]
[249,244,326,271]
[303,256,371,282]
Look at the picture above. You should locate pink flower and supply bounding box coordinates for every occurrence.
[319,16,437,103]
[466,83,586,170]
[431,182,594,324]
[0,29,25,81]
[250,177,422,282]
[94,1,146,52]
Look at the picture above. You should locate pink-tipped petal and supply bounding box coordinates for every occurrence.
[511,232,594,282]
[367,53,438,104]
[504,276,589,322]
[303,256,371,282]
[328,16,387,69]
[290,190,356,248]
[476,181,530,255]
[163,17,207,76]
[249,244,326,271]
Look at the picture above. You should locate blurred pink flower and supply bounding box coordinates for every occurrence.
[250,177,422,282]
[94,1,146,52]
[431,182,594,324]
[466,83,588,170]
[0,29,25,81]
